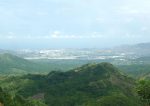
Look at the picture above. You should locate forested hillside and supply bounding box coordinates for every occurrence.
[0,53,52,75]
[0,63,143,106]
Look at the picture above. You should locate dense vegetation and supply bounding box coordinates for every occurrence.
[0,62,144,106]
[0,53,53,75]
[136,80,150,106]
[118,64,150,79]
[0,87,47,106]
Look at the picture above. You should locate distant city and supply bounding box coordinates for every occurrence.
[1,42,150,65]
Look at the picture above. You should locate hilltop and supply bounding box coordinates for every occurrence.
[0,62,140,106]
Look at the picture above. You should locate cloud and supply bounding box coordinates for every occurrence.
[51,35,104,39]
[117,3,150,16]
[50,31,105,39]
[0,30,146,40]
[0,35,16,39]
[0,32,17,39]
[6,35,16,39]
[0,31,105,40]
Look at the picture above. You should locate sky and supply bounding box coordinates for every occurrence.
[0,0,150,49]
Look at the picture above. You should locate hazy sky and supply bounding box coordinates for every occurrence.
[0,0,150,49]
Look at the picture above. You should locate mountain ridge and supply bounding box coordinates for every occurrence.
[10,62,139,106]
[0,53,50,75]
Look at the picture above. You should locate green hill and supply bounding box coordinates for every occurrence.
[118,64,150,79]
[0,53,50,75]
[44,63,139,106]
[1,63,141,106]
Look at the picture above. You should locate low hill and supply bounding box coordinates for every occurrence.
[0,53,50,75]
[118,64,150,79]
[1,63,141,106]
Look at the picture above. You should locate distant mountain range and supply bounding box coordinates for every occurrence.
[113,42,150,57]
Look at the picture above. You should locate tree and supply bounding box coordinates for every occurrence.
[136,80,150,105]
